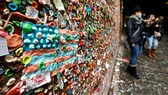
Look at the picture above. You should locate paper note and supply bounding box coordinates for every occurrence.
[25,71,51,91]
[0,36,9,56]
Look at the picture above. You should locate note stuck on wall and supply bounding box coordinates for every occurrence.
[0,36,9,56]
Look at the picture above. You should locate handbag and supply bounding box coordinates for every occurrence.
[154,31,161,38]
[124,39,130,50]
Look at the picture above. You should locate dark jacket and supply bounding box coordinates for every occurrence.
[146,21,158,37]
[126,18,145,45]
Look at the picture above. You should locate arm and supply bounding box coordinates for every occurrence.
[126,19,134,45]
[143,19,150,23]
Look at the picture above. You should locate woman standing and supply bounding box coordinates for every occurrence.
[126,6,145,79]
[145,14,159,58]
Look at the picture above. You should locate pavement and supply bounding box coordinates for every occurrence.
[113,34,168,95]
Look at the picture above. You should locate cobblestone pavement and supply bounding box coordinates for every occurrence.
[116,34,168,95]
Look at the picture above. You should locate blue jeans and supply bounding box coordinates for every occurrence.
[129,44,142,67]
[146,35,158,49]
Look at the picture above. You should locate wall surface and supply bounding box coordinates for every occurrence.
[0,0,120,94]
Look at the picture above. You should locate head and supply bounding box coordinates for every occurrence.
[132,6,142,18]
[148,14,155,21]
[159,16,164,20]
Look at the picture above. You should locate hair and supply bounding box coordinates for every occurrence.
[148,14,155,20]
[159,16,164,20]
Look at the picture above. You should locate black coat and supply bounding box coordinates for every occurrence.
[126,18,145,45]
[146,21,158,37]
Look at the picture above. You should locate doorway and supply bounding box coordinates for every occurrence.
[122,0,168,33]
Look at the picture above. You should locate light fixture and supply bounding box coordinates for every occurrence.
[165,2,168,4]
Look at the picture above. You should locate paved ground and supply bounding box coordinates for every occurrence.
[115,34,168,95]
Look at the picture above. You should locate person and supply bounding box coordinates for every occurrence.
[141,17,149,52]
[126,6,145,79]
[144,14,159,58]
[158,16,164,41]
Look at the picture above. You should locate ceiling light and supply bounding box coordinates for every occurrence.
[165,2,168,4]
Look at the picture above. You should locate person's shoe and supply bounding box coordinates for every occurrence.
[127,66,133,75]
[147,49,153,58]
[151,49,157,57]
[132,67,140,79]
[127,66,140,79]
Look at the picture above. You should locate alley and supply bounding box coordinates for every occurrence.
[117,34,168,95]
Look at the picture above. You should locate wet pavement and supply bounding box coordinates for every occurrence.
[114,34,168,95]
